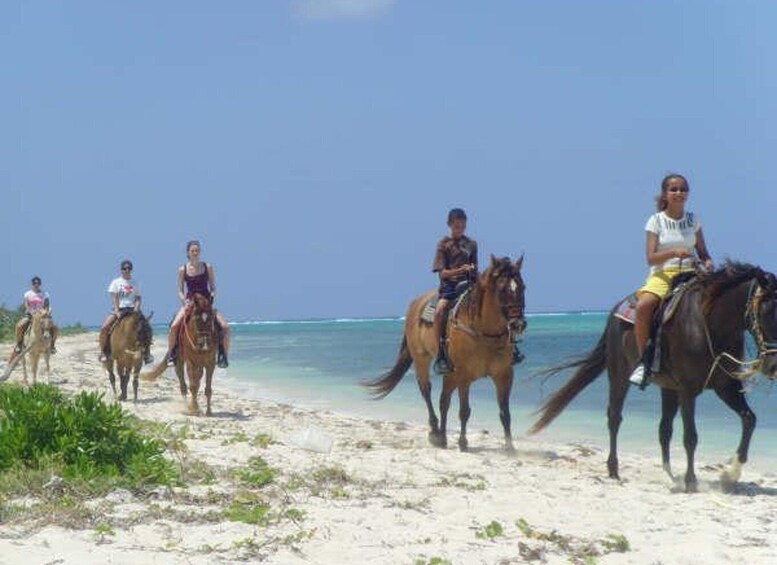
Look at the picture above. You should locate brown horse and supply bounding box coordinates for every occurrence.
[1,311,54,385]
[365,255,526,451]
[530,262,777,492]
[105,310,153,402]
[143,293,217,415]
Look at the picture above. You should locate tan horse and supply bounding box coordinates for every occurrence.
[105,311,153,401]
[365,255,526,451]
[143,293,217,415]
[1,311,54,385]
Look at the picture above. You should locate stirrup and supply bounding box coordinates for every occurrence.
[433,355,453,375]
[50,346,57,354]
[13,344,22,354]
[144,353,154,365]
[166,352,176,367]
[217,352,229,369]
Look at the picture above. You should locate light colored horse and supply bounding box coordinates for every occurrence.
[143,293,217,415]
[1,311,53,385]
[105,311,153,401]
[365,255,526,451]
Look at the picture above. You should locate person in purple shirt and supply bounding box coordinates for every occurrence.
[164,240,230,368]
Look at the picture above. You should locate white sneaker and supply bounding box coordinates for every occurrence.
[629,364,645,386]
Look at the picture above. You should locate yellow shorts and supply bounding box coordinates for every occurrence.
[637,268,693,300]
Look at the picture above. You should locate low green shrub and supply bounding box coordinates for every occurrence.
[0,384,179,493]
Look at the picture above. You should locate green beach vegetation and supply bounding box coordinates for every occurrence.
[0,384,179,497]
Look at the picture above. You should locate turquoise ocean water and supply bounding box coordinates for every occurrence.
[188,313,777,470]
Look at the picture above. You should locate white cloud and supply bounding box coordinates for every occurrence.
[294,0,397,20]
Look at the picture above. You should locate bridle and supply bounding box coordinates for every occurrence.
[705,279,777,383]
[184,297,216,353]
[453,261,526,342]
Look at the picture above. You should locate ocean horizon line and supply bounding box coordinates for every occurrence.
[229,310,608,326]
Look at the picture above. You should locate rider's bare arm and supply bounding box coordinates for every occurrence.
[207,263,217,302]
[695,228,714,270]
[177,266,186,304]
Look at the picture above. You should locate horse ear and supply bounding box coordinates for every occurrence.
[146,311,154,322]
[515,254,524,271]
[490,254,497,266]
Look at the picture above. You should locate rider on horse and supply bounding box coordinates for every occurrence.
[6,276,58,364]
[98,260,154,365]
[164,240,230,369]
[629,173,714,388]
[432,208,479,374]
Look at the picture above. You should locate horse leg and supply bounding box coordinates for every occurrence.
[416,360,442,446]
[679,394,699,493]
[491,369,514,451]
[175,362,188,398]
[437,375,457,449]
[21,355,28,386]
[606,372,629,480]
[107,363,117,397]
[659,388,679,478]
[187,362,200,415]
[204,365,214,416]
[132,365,140,402]
[119,366,129,401]
[457,381,472,452]
[30,354,38,386]
[715,379,756,487]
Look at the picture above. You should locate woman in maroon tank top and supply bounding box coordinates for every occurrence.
[164,240,231,367]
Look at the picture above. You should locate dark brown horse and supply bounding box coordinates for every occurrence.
[105,310,153,401]
[530,262,777,492]
[143,293,217,415]
[365,255,526,451]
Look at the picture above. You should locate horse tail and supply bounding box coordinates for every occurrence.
[140,359,168,382]
[529,326,609,435]
[362,336,413,399]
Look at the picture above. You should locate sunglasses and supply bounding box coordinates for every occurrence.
[122,267,133,272]
[668,187,689,193]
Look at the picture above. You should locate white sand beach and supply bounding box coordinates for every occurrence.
[2,333,777,565]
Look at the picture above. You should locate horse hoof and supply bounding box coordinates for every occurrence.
[428,432,446,448]
[458,440,469,452]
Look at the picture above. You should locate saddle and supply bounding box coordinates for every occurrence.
[613,273,696,326]
[420,285,471,324]
[614,272,697,374]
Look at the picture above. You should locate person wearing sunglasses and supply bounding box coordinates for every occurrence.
[98,259,153,364]
[6,276,59,363]
[629,173,714,388]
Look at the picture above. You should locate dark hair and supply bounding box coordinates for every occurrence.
[447,208,468,225]
[186,240,201,253]
[120,259,133,270]
[656,173,689,211]
[31,276,41,285]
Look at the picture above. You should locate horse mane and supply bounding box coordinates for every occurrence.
[699,260,770,316]
[466,257,513,320]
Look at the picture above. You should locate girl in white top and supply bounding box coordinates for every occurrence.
[98,260,152,364]
[629,174,714,387]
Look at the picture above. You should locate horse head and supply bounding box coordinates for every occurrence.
[188,293,216,352]
[486,254,527,336]
[136,311,153,350]
[750,269,777,378]
[32,311,53,341]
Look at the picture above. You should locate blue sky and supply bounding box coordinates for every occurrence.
[3,1,777,325]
